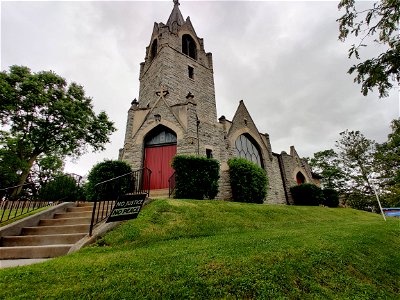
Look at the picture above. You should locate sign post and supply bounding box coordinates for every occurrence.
[106,193,147,223]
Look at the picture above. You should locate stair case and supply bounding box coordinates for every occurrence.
[0,202,94,259]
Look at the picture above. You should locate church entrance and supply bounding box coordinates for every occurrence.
[144,126,177,190]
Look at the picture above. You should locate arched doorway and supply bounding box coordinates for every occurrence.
[144,126,177,190]
[296,172,305,185]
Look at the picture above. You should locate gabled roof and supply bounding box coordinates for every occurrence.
[166,1,185,29]
[228,100,261,138]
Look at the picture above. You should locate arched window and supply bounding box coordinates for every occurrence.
[296,172,305,185]
[182,34,196,60]
[150,39,158,60]
[145,125,177,147]
[235,134,263,167]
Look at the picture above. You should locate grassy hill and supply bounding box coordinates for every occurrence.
[1,199,399,299]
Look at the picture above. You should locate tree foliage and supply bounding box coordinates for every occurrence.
[375,118,400,206]
[30,154,64,186]
[337,0,399,98]
[0,65,116,194]
[309,121,400,211]
[307,149,345,190]
[335,130,377,198]
[38,175,81,202]
[0,133,28,190]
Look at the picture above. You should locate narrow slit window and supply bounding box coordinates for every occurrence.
[188,66,194,79]
[206,149,213,158]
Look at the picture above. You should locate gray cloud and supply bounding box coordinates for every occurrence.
[1,1,398,176]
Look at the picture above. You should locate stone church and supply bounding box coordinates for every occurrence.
[119,1,319,204]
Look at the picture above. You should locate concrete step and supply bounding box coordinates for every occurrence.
[21,224,90,235]
[0,201,117,261]
[0,244,73,259]
[150,189,169,198]
[1,233,87,246]
[67,206,93,213]
[66,204,113,213]
[39,217,92,226]
[54,211,92,219]
[76,202,94,207]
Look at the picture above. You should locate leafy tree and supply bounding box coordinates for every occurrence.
[38,175,81,202]
[337,0,399,98]
[30,154,64,186]
[336,130,376,195]
[375,118,400,206]
[0,136,29,199]
[0,65,116,195]
[308,149,346,190]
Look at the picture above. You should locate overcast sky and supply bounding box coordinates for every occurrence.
[1,0,398,177]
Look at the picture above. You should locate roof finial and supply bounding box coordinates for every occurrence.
[173,0,180,6]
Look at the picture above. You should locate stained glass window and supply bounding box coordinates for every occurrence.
[235,134,262,167]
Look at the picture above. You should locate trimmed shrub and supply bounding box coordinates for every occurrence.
[172,155,220,200]
[86,160,132,201]
[228,158,268,204]
[290,183,324,206]
[38,175,80,202]
[322,188,339,207]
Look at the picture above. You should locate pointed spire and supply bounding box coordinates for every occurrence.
[166,0,184,29]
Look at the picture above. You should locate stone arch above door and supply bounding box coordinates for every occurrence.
[134,120,184,146]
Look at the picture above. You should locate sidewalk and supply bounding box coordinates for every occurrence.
[0,258,50,269]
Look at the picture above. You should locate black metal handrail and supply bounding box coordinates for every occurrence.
[0,198,60,224]
[89,167,151,235]
[0,182,37,201]
[168,172,176,198]
[0,174,83,224]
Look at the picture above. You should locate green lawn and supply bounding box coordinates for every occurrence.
[1,199,399,299]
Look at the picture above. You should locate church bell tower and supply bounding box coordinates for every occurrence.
[137,0,216,122]
[120,0,221,191]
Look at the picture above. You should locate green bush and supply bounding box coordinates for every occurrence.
[86,160,132,201]
[38,175,80,202]
[322,188,339,207]
[172,155,220,200]
[228,158,268,204]
[290,183,324,206]
[345,192,376,211]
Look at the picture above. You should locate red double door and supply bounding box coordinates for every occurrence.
[144,145,176,189]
